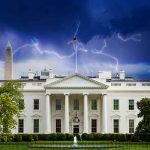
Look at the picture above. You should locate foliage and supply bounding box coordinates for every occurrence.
[135,98,150,135]
[0,82,24,133]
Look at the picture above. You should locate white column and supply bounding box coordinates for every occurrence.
[102,94,107,133]
[45,94,51,133]
[83,93,88,133]
[64,93,69,133]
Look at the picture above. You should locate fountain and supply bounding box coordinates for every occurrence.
[73,136,77,147]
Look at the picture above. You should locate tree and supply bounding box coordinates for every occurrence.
[135,98,150,135]
[0,81,24,133]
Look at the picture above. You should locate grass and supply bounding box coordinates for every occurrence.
[0,141,149,150]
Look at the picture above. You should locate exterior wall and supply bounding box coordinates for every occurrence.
[12,91,45,134]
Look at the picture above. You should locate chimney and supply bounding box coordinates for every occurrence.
[119,70,125,80]
[49,69,54,78]
[98,71,111,79]
[28,69,35,79]
[4,41,13,80]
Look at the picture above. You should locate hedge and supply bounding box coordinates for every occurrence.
[0,133,149,142]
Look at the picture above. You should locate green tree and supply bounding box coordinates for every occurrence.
[135,98,150,134]
[0,82,24,133]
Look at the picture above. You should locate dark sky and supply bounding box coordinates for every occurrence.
[0,0,150,79]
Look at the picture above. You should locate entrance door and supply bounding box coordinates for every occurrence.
[73,125,79,134]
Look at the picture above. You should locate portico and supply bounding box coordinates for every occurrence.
[44,74,108,134]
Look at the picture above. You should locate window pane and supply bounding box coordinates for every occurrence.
[34,119,39,133]
[114,119,119,133]
[18,119,24,133]
[56,119,61,133]
[129,120,134,133]
[113,99,119,110]
[34,99,39,110]
[74,99,79,110]
[129,100,134,110]
[92,100,97,110]
[56,99,61,110]
[91,119,97,133]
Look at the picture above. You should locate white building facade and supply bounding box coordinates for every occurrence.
[1,70,150,134]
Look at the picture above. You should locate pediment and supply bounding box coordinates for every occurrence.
[45,73,108,89]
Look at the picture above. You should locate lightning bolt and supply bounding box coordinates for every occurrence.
[117,33,142,42]
[91,39,119,72]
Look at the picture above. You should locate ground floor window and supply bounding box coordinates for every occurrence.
[73,125,79,134]
[129,119,134,133]
[18,119,24,133]
[114,119,119,133]
[56,119,61,133]
[34,119,39,133]
[91,119,97,133]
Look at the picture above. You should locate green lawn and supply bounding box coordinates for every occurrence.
[0,141,149,150]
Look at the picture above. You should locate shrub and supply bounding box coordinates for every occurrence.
[65,134,74,141]
[14,134,22,142]
[22,134,33,141]
[32,134,38,141]
[56,133,66,141]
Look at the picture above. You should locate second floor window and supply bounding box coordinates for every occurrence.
[56,99,61,110]
[91,99,97,110]
[34,99,39,110]
[74,99,79,110]
[129,99,134,110]
[113,99,119,110]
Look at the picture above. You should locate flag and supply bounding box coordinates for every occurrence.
[68,37,76,45]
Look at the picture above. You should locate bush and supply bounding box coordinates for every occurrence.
[32,134,38,141]
[22,134,33,141]
[65,134,74,141]
[56,133,66,141]
[14,134,22,142]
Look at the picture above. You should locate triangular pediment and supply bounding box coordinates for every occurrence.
[45,73,108,89]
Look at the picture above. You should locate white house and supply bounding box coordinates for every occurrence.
[1,69,150,134]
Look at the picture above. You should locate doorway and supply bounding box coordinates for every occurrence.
[73,125,79,134]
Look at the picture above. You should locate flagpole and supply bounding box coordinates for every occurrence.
[75,41,78,73]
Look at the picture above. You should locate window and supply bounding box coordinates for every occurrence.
[111,83,121,86]
[126,83,136,86]
[129,100,134,110]
[91,99,97,110]
[113,99,119,110]
[18,119,24,133]
[74,99,79,110]
[34,99,39,110]
[56,119,61,133]
[114,119,119,133]
[91,119,97,133]
[34,119,39,133]
[56,99,61,110]
[129,120,134,133]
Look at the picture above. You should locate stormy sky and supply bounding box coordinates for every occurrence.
[0,0,150,79]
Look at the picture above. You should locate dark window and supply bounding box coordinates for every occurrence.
[34,119,39,133]
[91,119,97,133]
[56,99,61,110]
[18,119,24,133]
[129,100,134,110]
[73,125,79,134]
[34,99,39,110]
[56,119,61,133]
[74,99,79,110]
[91,99,97,110]
[114,119,119,133]
[113,99,119,110]
[129,120,134,133]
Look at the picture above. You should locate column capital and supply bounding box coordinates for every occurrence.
[83,92,88,95]
[64,93,70,95]
[45,93,51,96]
